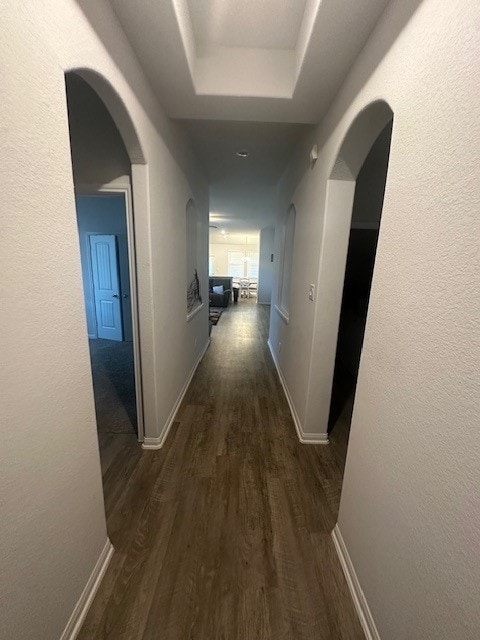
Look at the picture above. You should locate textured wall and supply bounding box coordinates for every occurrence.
[269,0,480,637]
[66,74,131,185]
[0,1,208,639]
[350,123,391,229]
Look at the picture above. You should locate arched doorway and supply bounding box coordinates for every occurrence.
[328,120,393,449]
[64,70,148,447]
[325,101,394,468]
[305,100,394,462]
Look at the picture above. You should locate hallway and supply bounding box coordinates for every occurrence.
[81,301,362,640]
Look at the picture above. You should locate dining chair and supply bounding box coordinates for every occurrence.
[239,278,250,298]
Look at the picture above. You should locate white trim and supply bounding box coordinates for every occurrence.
[75,179,131,193]
[75,183,145,443]
[82,232,98,340]
[142,338,211,450]
[59,539,114,640]
[274,304,290,324]
[186,301,205,322]
[267,339,328,444]
[332,525,381,640]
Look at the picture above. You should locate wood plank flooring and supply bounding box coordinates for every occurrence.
[80,300,363,640]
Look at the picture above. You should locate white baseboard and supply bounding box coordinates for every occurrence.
[142,338,211,450]
[60,539,114,640]
[332,525,380,640]
[267,339,328,445]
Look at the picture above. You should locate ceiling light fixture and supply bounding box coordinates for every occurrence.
[236,149,249,158]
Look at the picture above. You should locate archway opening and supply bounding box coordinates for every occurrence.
[325,103,393,480]
[64,71,147,497]
[329,122,393,432]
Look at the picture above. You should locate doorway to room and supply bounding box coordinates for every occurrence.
[208,229,260,325]
[65,71,145,445]
[75,191,140,437]
[328,120,393,448]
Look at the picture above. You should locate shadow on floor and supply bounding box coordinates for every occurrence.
[88,338,137,435]
[328,362,356,433]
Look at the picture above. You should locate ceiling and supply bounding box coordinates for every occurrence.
[106,0,390,234]
[209,230,260,245]
[108,0,390,122]
[184,120,310,186]
[184,120,312,233]
[187,0,308,50]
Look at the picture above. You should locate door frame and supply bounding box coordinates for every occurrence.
[76,181,145,443]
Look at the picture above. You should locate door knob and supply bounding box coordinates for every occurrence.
[112,294,119,298]
[122,294,128,299]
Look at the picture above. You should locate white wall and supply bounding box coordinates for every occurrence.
[209,240,259,277]
[76,195,132,340]
[195,45,295,98]
[257,226,275,304]
[350,123,391,230]
[269,1,480,638]
[66,73,131,185]
[0,1,208,639]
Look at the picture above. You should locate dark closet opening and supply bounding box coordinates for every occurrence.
[328,121,393,433]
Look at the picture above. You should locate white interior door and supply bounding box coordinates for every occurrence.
[89,234,123,341]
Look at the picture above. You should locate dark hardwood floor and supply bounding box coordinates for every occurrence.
[80,300,362,640]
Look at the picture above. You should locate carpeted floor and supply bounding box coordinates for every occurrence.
[88,338,137,435]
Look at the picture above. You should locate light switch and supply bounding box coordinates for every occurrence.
[309,284,315,301]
